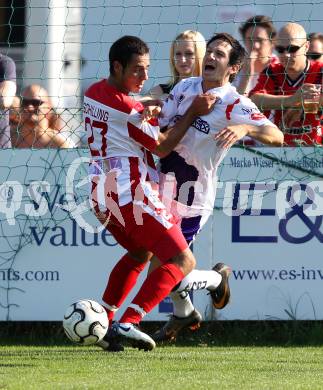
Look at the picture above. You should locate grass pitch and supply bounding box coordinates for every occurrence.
[1,345,323,389]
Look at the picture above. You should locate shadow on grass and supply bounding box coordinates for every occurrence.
[173,320,323,347]
[0,363,34,367]
[1,321,323,347]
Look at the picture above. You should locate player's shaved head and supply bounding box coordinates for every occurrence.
[277,23,307,45]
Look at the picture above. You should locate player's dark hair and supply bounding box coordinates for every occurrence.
[207,33,246,82]
[239,15,277,40]
[109,35,149,75]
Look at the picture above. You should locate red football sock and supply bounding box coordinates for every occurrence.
[120,263,184,324]
[102,254,147,321]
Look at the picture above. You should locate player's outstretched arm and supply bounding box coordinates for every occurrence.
[153,93,217,157]
[0,80,16,109]
[246,124,284,146]
[214,124,283,149]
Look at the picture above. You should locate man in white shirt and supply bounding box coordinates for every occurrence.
[152,32,284,342]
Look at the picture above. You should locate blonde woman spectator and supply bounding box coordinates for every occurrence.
[10,84,75,148]
[148,30,206,100]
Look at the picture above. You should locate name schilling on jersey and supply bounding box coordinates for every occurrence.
[174,114,210,134]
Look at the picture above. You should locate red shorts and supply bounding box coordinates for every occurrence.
[91,184,188,263]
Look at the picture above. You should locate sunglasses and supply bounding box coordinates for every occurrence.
[307,52,322,60]
[275,43,305,54]
[21,98,45,107]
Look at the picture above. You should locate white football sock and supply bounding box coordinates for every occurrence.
[170,290,195,318]
[175,269,222,293]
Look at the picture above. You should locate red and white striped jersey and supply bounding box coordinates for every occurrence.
[84,79,160,207]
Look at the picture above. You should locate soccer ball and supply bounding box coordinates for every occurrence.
[63,299,109,345]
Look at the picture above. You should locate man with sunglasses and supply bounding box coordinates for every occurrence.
[11,84,74,148]
[307,33,323,62]
[250,23,323,146]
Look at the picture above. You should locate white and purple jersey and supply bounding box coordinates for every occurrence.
[158,76,276,242]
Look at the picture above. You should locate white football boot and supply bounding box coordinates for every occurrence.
[114,322,156,351]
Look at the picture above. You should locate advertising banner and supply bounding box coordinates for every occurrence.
[0,148,322,320]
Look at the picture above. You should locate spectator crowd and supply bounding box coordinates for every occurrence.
[0,16,322,148]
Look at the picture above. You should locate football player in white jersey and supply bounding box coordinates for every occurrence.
[151,33,284,342]
[84,35,217,351]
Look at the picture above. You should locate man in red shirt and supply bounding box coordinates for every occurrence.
[84,36,217,351]
[234,15,278,96]
[250,22,323,146]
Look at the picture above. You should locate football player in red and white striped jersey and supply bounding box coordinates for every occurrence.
[84,35,216,351]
